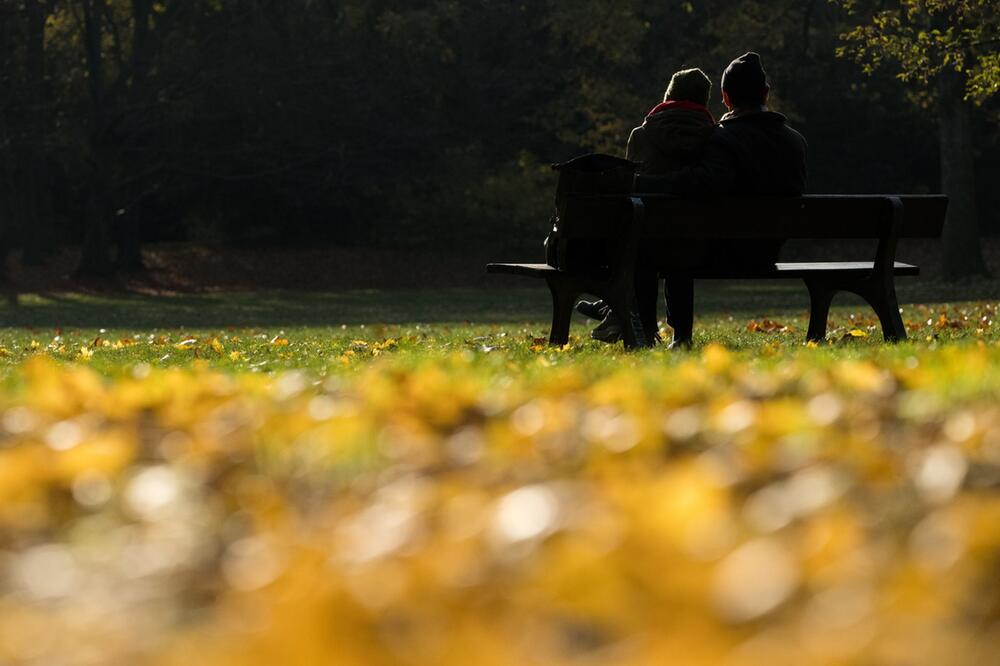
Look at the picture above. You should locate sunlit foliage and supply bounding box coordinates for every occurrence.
[835,0,1000,103]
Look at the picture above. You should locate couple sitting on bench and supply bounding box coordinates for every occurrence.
[580,52,808,348]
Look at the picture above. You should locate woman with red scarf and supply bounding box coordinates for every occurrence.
[582,68,716,343]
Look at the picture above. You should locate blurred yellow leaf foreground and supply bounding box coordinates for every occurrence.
[3,345,1000,666]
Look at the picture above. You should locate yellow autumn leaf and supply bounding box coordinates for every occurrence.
[702,343,731,372]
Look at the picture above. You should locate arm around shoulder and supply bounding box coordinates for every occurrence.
[634,132,736,195]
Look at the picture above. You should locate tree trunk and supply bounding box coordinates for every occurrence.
[79,216,115,277]
[938,71,990,280]
[78,156,116,277]
[116,207,145,271]
[17,0,52,267]
[115,0,155,272]
[76,0,117,277]
[0,175,13,287]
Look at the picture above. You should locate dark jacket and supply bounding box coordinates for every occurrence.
[626,103,715,176]
[635,109,808,195]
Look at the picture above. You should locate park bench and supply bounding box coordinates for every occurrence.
[486,194,948,348]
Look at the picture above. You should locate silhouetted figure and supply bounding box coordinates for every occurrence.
[634,52,808,347]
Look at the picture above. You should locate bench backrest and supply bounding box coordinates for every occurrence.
[560,194,947,241]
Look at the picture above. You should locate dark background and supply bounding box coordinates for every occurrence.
[1,1,997,281]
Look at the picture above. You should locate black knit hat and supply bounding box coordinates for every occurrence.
[664,68,712,106]
[721,52,769,106]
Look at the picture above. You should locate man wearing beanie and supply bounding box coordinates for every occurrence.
[633,52,808,348]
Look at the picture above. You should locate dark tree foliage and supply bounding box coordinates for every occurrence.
[0,0,997,277]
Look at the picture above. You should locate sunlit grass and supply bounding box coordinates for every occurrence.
[0,294,995,376]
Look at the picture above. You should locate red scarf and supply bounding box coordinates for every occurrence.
[646,100,716,123]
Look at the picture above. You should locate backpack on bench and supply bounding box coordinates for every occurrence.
[544,153,639,272]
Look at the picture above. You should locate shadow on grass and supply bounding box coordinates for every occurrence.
[0,278,995,330]
[0,290,557,329]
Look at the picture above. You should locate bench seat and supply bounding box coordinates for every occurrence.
[487,260,920,280]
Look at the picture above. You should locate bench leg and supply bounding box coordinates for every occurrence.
[860,287,907,342]
[546,280,576,346]
[805,280,836,342]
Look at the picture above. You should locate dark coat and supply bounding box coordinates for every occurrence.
[635,110,808,195]
[626,107,715,175]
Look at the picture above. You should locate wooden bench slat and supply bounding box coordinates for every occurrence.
[690,261,919,279]
[486,263,558,278]
[562,195,946,240]
[487,261,919,280]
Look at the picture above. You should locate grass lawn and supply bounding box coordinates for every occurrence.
[0,280,996,374]
[2,283,1000,665]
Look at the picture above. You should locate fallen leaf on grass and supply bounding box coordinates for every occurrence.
[838,329,870,342]
[747,319,791,333]
[932,314,966,330]
[372,339,398,354]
